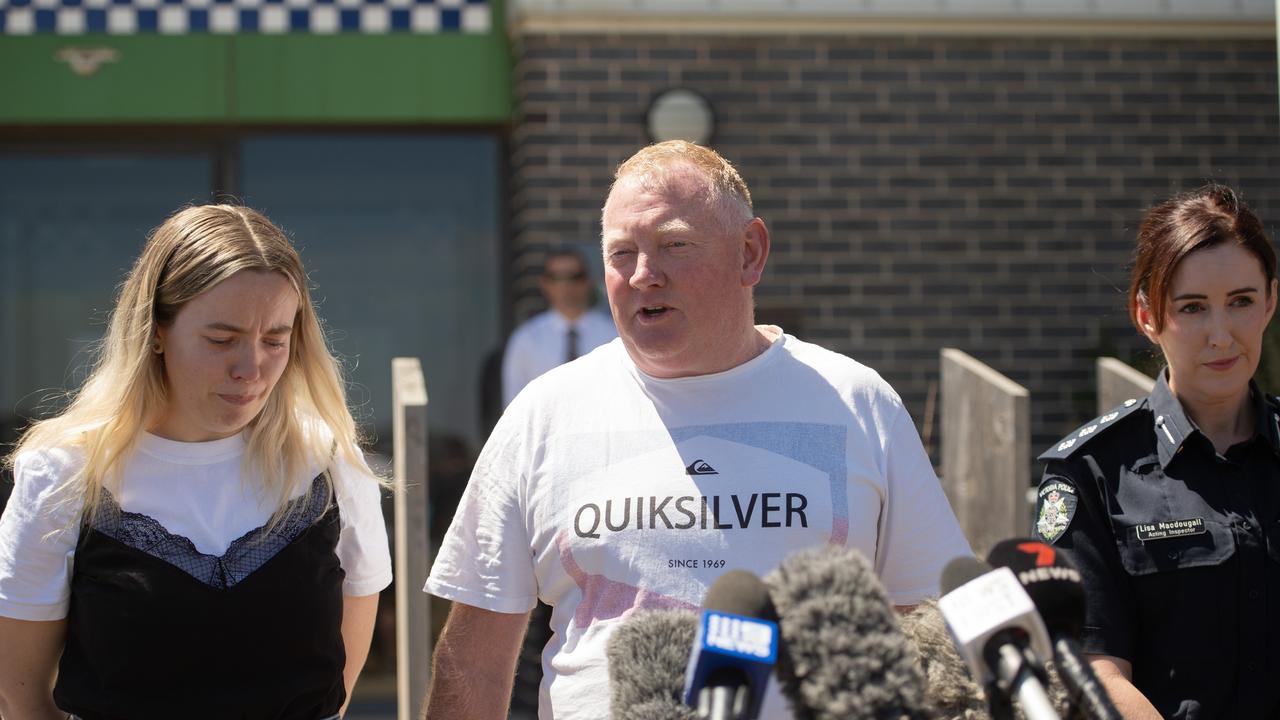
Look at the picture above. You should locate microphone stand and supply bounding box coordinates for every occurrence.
[994,644,1059,720]
[1053,637,1122,720]
[696,675,750,720]
[984,679,1015,720]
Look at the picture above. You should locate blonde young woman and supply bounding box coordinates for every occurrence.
[0,205,392,720]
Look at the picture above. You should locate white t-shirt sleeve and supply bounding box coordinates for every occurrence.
[333,451,393,597]
[0,450,83,621]
[424,408,538,615]
[875,406,973,605]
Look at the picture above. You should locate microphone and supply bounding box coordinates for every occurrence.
[899,599,994,719]
[682,570,780,720]
[938,557,1059,720]
[900,600,1073,720]
[986,540,1121,720]
[607,610,699,720]
[765,545,930,720]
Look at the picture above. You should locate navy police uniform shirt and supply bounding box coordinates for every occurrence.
[1036,370,1280,720]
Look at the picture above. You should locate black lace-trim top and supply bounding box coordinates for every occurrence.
[56,471,346,719]
[88,474,330,590]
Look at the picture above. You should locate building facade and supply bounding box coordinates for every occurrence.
[2,0,1276,479]
[506,0,1278,456]
[1,0,1277,712]
[0,3,512,454]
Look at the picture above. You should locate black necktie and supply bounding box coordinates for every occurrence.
[566,327,579,363]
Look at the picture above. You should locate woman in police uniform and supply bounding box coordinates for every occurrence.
[1036,185,1280,720]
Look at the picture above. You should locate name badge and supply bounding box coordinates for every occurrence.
[1134,517,1206,542]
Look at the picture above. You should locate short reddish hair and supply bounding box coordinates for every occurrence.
[611,140,753,223]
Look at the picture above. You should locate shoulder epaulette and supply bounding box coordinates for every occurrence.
[1038,397,1146,461]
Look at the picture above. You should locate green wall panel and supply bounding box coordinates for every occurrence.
[0,35,230,123]
[0,0,510,125]
[231,33,511,123]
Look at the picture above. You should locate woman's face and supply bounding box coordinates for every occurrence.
[151,270,299,442]
[1139,243,1278,409]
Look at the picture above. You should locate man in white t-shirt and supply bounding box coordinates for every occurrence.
[424,141,970,719]
[501,249,618,408]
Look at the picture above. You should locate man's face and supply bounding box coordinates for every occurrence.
[601,165,767,378]
[541,255,591,318]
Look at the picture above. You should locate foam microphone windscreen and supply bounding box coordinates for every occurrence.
[900,601,1075,720]
[765,545,930,720]
[898,600,990,720]
[607,610,699,720]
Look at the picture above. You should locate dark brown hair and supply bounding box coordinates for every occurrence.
[1128,184,1276,334]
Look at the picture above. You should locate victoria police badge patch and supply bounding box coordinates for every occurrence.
[1034,480,1078,544]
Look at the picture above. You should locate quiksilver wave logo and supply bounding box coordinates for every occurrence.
[686,459,718,475]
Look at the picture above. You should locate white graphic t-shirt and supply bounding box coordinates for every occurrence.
[426,331,970,719]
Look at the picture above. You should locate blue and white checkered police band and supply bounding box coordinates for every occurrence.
[0,0,489,34]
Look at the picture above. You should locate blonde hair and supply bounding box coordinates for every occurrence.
[6,204,373,526]
[611,140,754,224]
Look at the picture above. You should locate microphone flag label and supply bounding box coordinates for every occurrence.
[939,567,1038,647]
[937,566,1054,683]
[1016,541,1055,567]
[705,611,778,661]
[683,610,779,710]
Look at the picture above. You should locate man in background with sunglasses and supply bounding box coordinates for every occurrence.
[501,248,618,408]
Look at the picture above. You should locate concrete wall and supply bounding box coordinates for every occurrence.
[393,358,430,720]
[1097,356,1157,414]
[940,348,1030,556]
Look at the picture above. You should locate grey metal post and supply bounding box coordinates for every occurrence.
[940,348,1031,558]
[1096,357,1155,414]
[393,357,430,720]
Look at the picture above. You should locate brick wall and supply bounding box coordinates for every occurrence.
[508,33,1279,459]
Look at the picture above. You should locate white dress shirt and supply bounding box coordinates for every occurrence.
[501,309,617,407]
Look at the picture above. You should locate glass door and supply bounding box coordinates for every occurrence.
[0,149,215,443]
[240,133,503,451]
